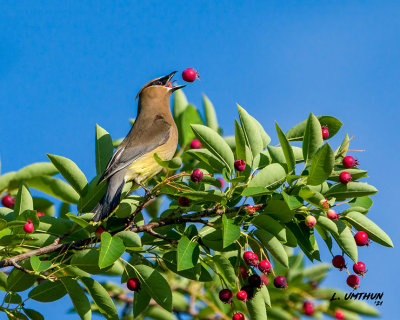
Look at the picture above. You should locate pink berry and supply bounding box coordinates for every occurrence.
[23,221,34,233]
[342,156,358,169]
[191,169,203,183]
[327,209,338,220]
[243,251,258,267]
[246,205,256,214]
[218,178,225,189]
[274,276,288,289]
[232,313,245,320]
[339,171,352,184]
[219,289,233,304]
[303,301,314,316]
[182,68,199,82]
[36,212,45,217]
[335,310,345,320]
[239,266,248,279]
[354,231,370,246]
[353,261,367,276]
[347,274,359,289]
[258,260,272,274]
[248,274,263,288]
[1,195,15,208]
[321,126,329,139]
[178,196,190,207]
[190,139,202,149]
[320,199,330,208]
[332,255,346,270]
[305,215,317,228]
[236,290,247,301]
[234,159,246,171]
[127,278,141,291]
[260,275,269,286]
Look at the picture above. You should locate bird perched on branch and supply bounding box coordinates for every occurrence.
[91,71,185,222]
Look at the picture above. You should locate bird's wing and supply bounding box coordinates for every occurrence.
[98,117,172,184]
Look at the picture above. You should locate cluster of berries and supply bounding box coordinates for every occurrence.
[219,251,287,320]
[301,301,345,319]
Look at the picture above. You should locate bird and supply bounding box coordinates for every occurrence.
[91,71,185,222]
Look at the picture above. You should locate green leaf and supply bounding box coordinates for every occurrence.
[144,306,178,320]
[275,122,295,173]
[235,119,248,163]
[78,176,107,213]
[253,215,287,242]
[212,255,237,289]
[28,280,67,302]
[191,124,235,171]
[263,199,294,223]
[255,118,271,147]
[329,167,368,182]
[173,89,188,122]
[260,285,271,307]
[248,163,286,189]
[334,133,350,159]
[302,113,324,164]
[203,95,219,131]
[99,232,126,269]
[114,231,141,247]
[80,277,119,320]
[238,105,264,158]
[326,182,378,199]
[4,292,22,304]
[254,229,289,267]
[7,267,36,292]
[65,212,90,228]
[179,104,203,146]
[8,162,59,190]
[246,289,267,320]
[307,143,334,185]
[30,256,51,273]
[95,125,114,176]
[47,154,88,195]
[154,154,182,170]
[14,184,33,219]
[281,191,303,210]
[222,215,240,248]
[177,236,200,271]
[186,149,226,173]
[342,211,393,247]
[23,309,44,320]
[26,176,80,204]
[316,215,358,262]
[133,264,173,311]
[60,277,91,320]
[33,197,55,216]
[134,290,151,318]
[0,172,16,193]
[349,196,373,209]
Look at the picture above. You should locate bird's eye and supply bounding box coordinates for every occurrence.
[156,81,162,85]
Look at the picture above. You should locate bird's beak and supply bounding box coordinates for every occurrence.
[170,84,186,92]
[165,71,186,92]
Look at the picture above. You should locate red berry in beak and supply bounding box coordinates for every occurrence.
[243,251,258,267]
[178,196,190,207]
[321,126,329,139]
[354,231,370,246]
[353,261,367,275]
[191,169,204,183]
[2,195,15,208]
[182,68,199,82]
[236,290,247,301]
[273,276,288,289]
[339,171,352,184]
[219,289,233,304]
[190,139,202,149]
[234,159,246,171]
[23,221,34,233]
[127,278,141,291]
[258,260,272,274]
[342,156,359,169]
[346,274,359,289]
[332,255,346,270]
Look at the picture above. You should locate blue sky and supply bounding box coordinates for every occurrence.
[0,1,399,319]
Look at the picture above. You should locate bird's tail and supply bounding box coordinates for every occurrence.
[92,170,126,223]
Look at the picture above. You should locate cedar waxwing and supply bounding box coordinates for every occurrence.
[91,71,185,222]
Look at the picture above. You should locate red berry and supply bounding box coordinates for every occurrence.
[219,289,233,304]
[240,285,254,300]
[127,278,141,291]
[191,169,203,183]
[339,171,352,184]
[342,156,358,169]
[36,212,45,217]
[332,255,346,270]
[260,275,269,286]
[303,301,314,316]
[335,310,345,320]
[347,274,359,289]
[321,126,329,139]
[327,209,338,220]
[95,227,106,236]
[182,68,199,82]
[239,266,248,279]
[178,196,190,207]
[234,159,246,171]
[354,231,369,246]
[274,276,288,289]
[320,199,330,208]
[190,139,202,149]
[258,260,272,274]
[236,290,247,301]
[305,215,317,228]
[246,205,256,214]
[23,221,34,233]
[353,261,367,275]
[248,274,263,288]
[243,251,258,267]
[218,178,225,189]
[232,312,245,320]
[2,195,15,208]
